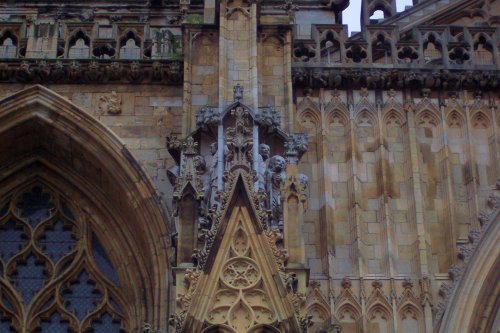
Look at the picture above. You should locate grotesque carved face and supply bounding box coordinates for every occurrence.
[269,155,287,172]
[259,144,270,160]
[194,155,206,173]
[210,142,217,155]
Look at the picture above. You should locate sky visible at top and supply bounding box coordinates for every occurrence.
[342,0,415,35]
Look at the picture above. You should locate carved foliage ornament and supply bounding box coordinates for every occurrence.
[255,106,281,127]
[291,68,500,91]
[196,106,221,127]
[0,60,183,84]
[225,107,254,170]
[97,91,122,115]
[284,133,308,162]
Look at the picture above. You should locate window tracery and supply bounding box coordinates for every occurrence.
[119,31,141,60]
[0,184,127,332]
[0,31,17,59]
[423,34,442,64]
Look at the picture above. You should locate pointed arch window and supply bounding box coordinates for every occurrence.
[474,35,494,65]
[68,31,90,59]
[372,34,392,64]
[423,34,442,64]
[320,31,341,64]
[119,32,141,60]
[0,184,127,332]
[0,31,17,59]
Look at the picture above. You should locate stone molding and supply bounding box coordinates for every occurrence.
[292,67,500,90]
[435,181,500,332]
[0,59,183,84]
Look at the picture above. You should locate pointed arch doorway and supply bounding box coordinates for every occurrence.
[0,85,172,332]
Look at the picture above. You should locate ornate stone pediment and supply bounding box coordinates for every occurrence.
[173,171,303,333]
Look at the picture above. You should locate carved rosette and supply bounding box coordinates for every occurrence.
[206,221,277,331]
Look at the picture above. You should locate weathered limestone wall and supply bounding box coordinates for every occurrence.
[0,83,183,208]
[294,88,500,332]
[258,34,286,114]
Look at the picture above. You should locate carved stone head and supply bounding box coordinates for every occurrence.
[259,143,270,161]
[194,155,206,174]
[269,155,287,172]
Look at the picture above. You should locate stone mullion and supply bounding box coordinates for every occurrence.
[439,103,458,253]
[347,102,363,279]
[402,123,419,275]
[405,102,431,278]
[182,30,193,135]
[284,31,294,132]
[463,100,480,228]
[490,104,500,179]
[249,3,258,110]
[375,100,395,278]
[217,2,228,108]
[406,101,435,332]
[319,89,332,277]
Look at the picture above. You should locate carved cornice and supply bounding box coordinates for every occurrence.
[0,59,183,84]
[292,67,500,91]
[284,133,308,163]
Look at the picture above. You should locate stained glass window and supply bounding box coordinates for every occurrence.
[0,185,127,332]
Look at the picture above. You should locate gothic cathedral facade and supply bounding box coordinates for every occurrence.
[0,0,499,332]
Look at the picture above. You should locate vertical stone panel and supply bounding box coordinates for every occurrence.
[444,107,470,242]
[470,108,496,206]
[258,35,285,110]
[353,91,384,276]
[324,91,353,277]
[414,106,451,273]
[296,96,322,274]
[382,105,416,276]
[190,33,219,129]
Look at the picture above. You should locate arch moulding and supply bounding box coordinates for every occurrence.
[437,208,500,333]
[0,84,172,331]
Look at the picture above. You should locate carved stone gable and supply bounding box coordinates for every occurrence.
[175,172,302,333]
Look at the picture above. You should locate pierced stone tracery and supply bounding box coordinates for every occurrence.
[0,184,127,333]
[205,216,278,332]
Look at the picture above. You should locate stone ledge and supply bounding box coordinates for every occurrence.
[292,66,500,91]
[0,59,183,85]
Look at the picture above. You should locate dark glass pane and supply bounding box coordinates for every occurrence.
[109,298,123,315]
[0,220,27,263]
[1,294,13,311]
[62,270,102,321]
[88,313,122,333]
[10,254,47,304]
[38,219,76,262]
[39,312,73,333]
[16,187,54,227]
[0,203,8,217]
[0,311,15,333]
[61,202,76,220]
[92,235,120,286]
